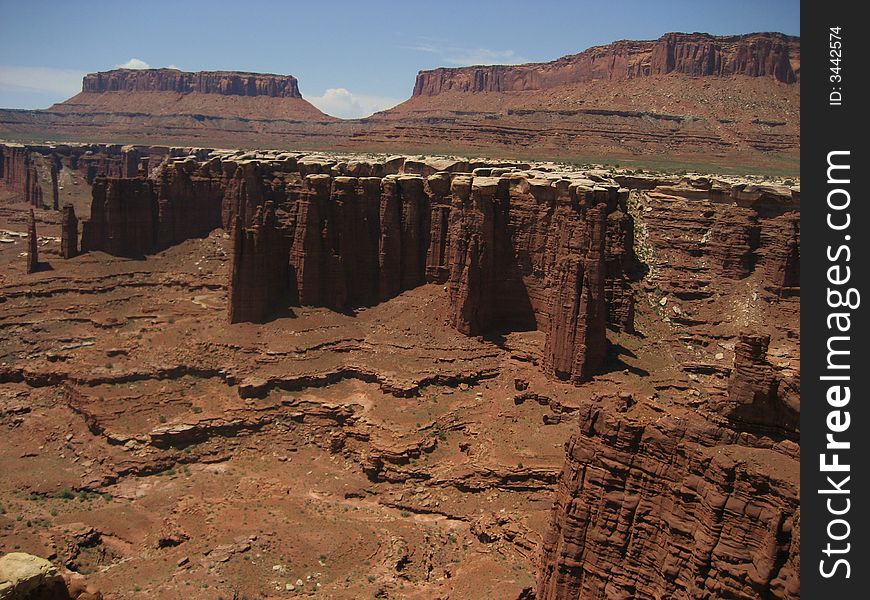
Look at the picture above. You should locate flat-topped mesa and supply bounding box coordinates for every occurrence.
[413,32,799,96]
[81,69,303,98]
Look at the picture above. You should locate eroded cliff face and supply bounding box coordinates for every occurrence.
[228,201,291,324]
[536,174,800,599]
[81,69,303,98]
[71,150,642,384]
[1,145,43,207]
[60,203,78,259]
[26,208,38,273]
[723,334,800,437]
[82,177,156,257]
[0,142,177,216]
[51,69,332,122]
[74,151,800,396]
[0,144,801,598]
[413,32,799,97]
[536,401,800,600]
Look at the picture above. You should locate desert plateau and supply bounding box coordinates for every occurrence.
[0,22,800,600]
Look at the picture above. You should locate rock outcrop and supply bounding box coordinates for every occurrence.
[0,145,43,207]
[81,177,156,256]
[537,402,800,600]
[26,209,38,273]
[763,212,800,296]
[209,153,628,378]
[0,552,67,599]
[543,202,607,383]
[724,334,800,436]
[0,33,800,172]
[0,552,102,600]
[51,69,332,122]
[446,176,496,335]
[61,204,78,259]
[33,148,799,398]
[412,32,799,97]
[228,201,291,324]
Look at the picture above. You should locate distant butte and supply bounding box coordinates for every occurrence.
[0,31,800,173]
[50,68,334,121]
[411,32,799,96]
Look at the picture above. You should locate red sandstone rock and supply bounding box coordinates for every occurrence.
[26,209,38,273]
[724,334,799,435]
[153,158,225,248]
[61,204,78,259]
[424,173,453,283]
[81,68,305,98]
[763,212,800,296]
[537,402,799,599]
[289,174,331,307]
[604,191,636,332]
[378,176,403,301]
[413,32,799,97]
[228,201,291,323]
[446,176,496,335]
[543,201,608,383]
[0,145,44,207]
[81,176,156,256]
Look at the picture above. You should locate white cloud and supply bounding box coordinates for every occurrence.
[115,58,151,70]
[403,39,525,67]
[306,88,402,119]
[444,49,521,66]
[0,66,84,96]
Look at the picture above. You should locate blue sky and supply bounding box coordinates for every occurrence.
[0,0,800,118]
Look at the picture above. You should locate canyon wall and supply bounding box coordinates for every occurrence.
[536,175,800,598]
[0,145,43,206]
[0,142,176,213]
[70,151,642,383]
[70,151,799,391]
[228,201,292,323]
[2,143,801,595]
[413,32,799,96]
[536,401,800,600]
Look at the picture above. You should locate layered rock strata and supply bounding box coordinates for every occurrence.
[70,150,802,390]
[69,150,642,383]
[536,173,801,599]
[542,203,607,383]
[762,212,800,296]
[81,69,304,98]
[228,201,291,323]
[0,145,43,206]
[82,177,156,256]
[724,334,800,436]
[413,32,799,97]
[537,402,800,599]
